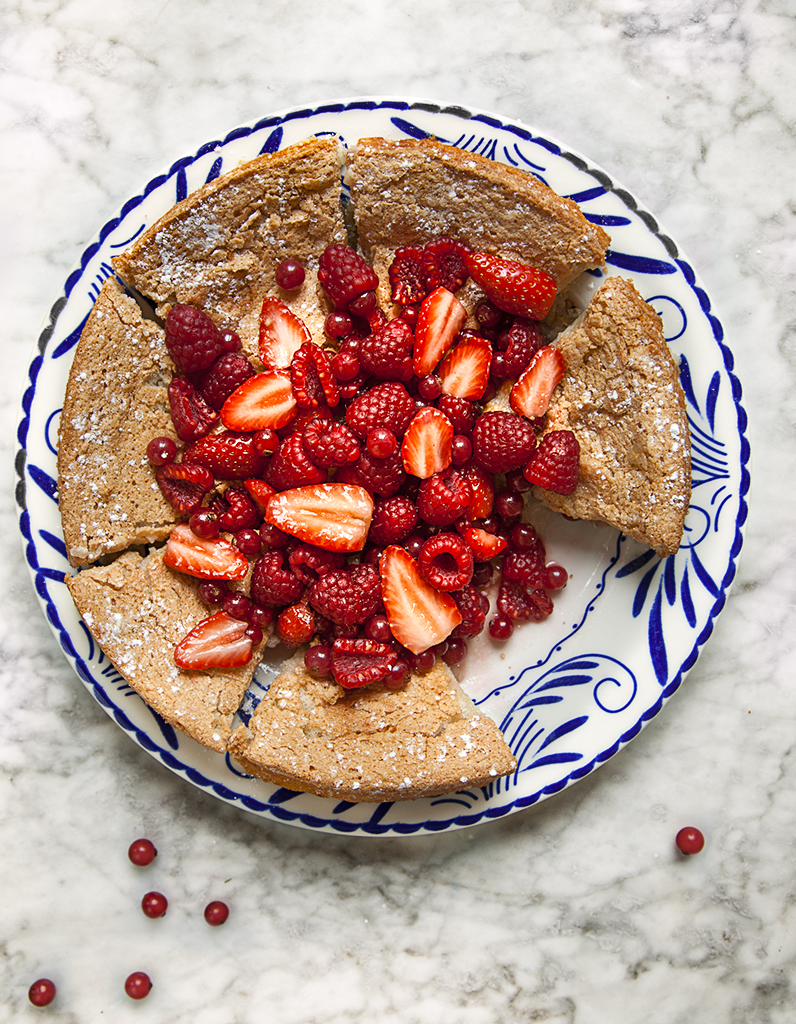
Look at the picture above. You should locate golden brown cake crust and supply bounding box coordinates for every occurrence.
[228,657,516,802]
[534,277,691,557]
[65,549,263,752]
[57,277,179,567]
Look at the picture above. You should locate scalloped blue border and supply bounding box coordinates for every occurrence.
[16,98,749,835]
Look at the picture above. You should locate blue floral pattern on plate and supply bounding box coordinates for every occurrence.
[15,98,749,835]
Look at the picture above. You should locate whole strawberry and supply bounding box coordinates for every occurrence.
[465,252,557,321]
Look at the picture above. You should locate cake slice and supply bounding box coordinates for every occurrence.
[533,276,691,557]
[65,548,264,752]
[228,656,517,802]
[112,136,348,353]
[58,277,178,567]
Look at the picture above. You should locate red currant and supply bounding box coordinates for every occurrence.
[544,563,568,590]
[348,290,376,318]
[141,891,168,918]
[443,637,468,666]
[128,838,157,866]
[189,508,220,538]
[417,374,442,401]
[451,435,472,466]
[198,580,227,606]
[489,616,514,641]
[383,657,410,689]
[364,614,392,642]
[331,350,360,380]
[28,979,56,1007]
[234,528,262,557]
[125,972,152,1000]
[304,644,332,678]
[146,436,177,466]
[245,623,263,646]
[367,427,397,458]
[274,258,305,290]
[204,900,230,926]
[675,826,705,855]
[253,428,279,455]
[248,604,273,629]
[326,312,354,340]
[223,592,251,621]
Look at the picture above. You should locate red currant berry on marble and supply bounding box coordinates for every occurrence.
[544,563,568,590]
[418,374,442,401]
[331,350,360,380]
[489,616,514,641]
[28,979,56,1007]
[204,900,230,926]
[275,258,305,290]
[128,838,157,866]
[234,527,262,557]
[496,491,524,520]
[198,580,227,606]
[253,428,279,456]
[383,657,410,689]
[141,891,168,918]
[223,592,251,621]
[348,289,377,318]
[304,644,332,678]
[125,972,152,1000]
[367,427,397,459]
[147,436,177,466]
[451,435,472,466]
[189,508,220,539]
[675,827,705,855]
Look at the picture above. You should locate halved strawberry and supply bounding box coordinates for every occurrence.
[461,462,494,518]
[258,296,312,370]
[243,478,276,515]
[379,545,462,655]
[438,335,492,400]
[163,523,249,580]
[466,252,557,320]
[330,638,397,689]
[220,370,297,431]
[401,407,453,479]
[174,611,253,669]
[510,346,566,419]
[264,483,374,552]
[412,287,467,377]
[459,525,508,561]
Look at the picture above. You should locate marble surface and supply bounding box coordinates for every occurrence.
[1,0,793,1020]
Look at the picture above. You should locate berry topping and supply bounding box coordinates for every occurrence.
[277,602,316,646]
[197,351,256,411]
[264,483,374,552]
[510,345,566,419]
[336,447,407,497]
[523,430,580,494]
[413,287,468,377]
[184,431,268,480]
[174,610,255,669]
[163,523,249,582]
[388,245,426,305]
[287,543,345,583]
[465,252,557,320]
[274,258,305,290]
[436,393,476,435]
[379,545,462,655]
[357,317,415,381]
[128,838,157,866]
[258,296,312,369]
[290,342,339,409]
[125,972,152,1000]
[675,827,705,855]
[326,312,354,341]
[243,477,276,514]
[451,584,490,639]
[250,550,304,607]
[305,643,332,677]
[401,407,454,479]
[308,564,383,627]
[330,638,397,689]
[265,432,327,491]
[437,334,492,400]
[29,980,56,1007]
[421,237,471,292]
[418,533,474,591]
[204,900,230,926]
[368,496,418,546]
[502,545,546,591]
[302,418,361,467]
[318,243,379,311]
[497,581,553,622]
[146,436,177,466]
[544,563,569,590]
[168,375,219,442]
[220,370,298,432]
[416,469,473,526]
[155,462,214,515]
[472,411,537,473]
[345,381,416,440]
[367,427,397,459]
[165,304,235,373]
[495,317,545,378]
[459,525,508,561]
[217,487,259,532]
[460,462,494,518]
[141,891,168,918]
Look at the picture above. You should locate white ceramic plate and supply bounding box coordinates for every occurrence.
[17,98,749,836]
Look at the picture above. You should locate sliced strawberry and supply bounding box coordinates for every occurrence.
[220,370,297,432]
[401,407,453,479]
[184,431,268,480]
[163,523,249,580]
[243,478,276,515]
[466,252,557,320]
[438,335,492,401]
[412,287,467,377]
[330,638,397,689]
[174,611,253,669]
[510,346,566,419]
[264,483,374,552]
[290,342,339,409]
[258,296,312,370]
[460,462,494,518]
[379,546,462,655]
[459,525,508,561]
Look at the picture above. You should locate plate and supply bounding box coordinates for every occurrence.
[16,97,749,836]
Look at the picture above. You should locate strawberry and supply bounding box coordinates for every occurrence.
[330,638,397,689]
[264,483,374,552]
[412,287,468,377]
[379,546,462,655]
[155,463,214,514]
[258,296,312,370]
[163,523,249,580]
[437,335,492,401]
[243,478,276,515]
[220,371,297,432]
[465,252,557,320]
[509,345,566,419]
[174,611,254,669]
[523,430,580,494]
[290,342,339,409]
[459,526,508,561]
[401,407,453,479]
[184,431,268,480]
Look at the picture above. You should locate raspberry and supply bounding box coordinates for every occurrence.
[523,430,580,494]
[497,581,554,621]
[502,544,546,591]
[290,342,339,409]
[197,351,256,411]
[436,394,475,435]
[368,496,418,546]
[335,447,406,497]
[302,419,360,468]
[345,382,416,440]
[168,375,219,442]
[418,533,474,591]
[265,433,326,491]
[217,486,260,531]
[330,638,397,689]
[184,431,268,480]
[165,304,237,373]
[155,462,214,514]
[421,237,471,292]
[472,411,537,473]
[416,470,473,526]
[495,317,545,379]
[288,543,346,583]
[388,246,426,306]
[250,550,304,607]
[357,318,414,381]
[308,564,383,628]
[451,584,490,639]
[318,243,379,311]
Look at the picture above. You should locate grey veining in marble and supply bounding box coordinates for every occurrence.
[1,1,795,1021]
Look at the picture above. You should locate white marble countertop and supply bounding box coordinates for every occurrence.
[1,1,793,1021]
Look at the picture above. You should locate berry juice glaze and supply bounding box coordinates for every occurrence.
[151,238,577,691]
